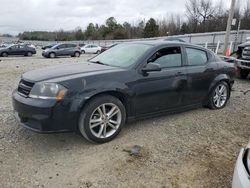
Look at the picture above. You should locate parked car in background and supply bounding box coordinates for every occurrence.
[78,43,85,48]
[12,41,235,143]
[41,43,56,50]
[232,141,250,188]
[0,44,36,57]
[42,43,81,58]
[0,43,7,48]
[101,43,118,53]
[81,44,102,54]
[234,41,250,79]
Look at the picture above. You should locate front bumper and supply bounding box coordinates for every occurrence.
[12,90,77,133]
[232,148,250,188]
[42,51,49,57]
[236,59,250,70]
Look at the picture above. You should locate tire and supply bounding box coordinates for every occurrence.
[1,52,8,57]
[96,50,100,54]
[81,50,85,54]
[78,95,126,143]
[49,52,56,58]
[27,52,33,57]
[74,52,80,57]
[207,81,230,110]
[240,69,249,79]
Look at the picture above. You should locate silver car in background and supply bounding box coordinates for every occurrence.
[232,142,250,188]
[42,43,81,58]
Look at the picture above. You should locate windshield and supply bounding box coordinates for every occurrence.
[90,43,151,68]
[51,44,60,49]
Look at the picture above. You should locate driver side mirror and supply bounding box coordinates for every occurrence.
[141,63,161,74]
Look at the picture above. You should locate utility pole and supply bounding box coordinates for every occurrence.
[224,0,236,55]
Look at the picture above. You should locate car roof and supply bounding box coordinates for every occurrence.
[124,40,204,48]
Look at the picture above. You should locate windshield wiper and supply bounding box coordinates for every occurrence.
[89,60,106,65]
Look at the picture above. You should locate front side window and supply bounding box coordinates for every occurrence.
[148,47,182,68]
[10,45,18,49]
[186,47,208,66]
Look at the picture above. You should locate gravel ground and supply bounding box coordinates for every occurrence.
[0,51,250,188]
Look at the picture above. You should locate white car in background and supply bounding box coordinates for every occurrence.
[232,141,250,188]
[81,44,102,54]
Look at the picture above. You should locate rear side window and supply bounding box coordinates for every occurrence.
[58,44,67,49]
[148,47,182,68]
[186,48,208,66]
[67,44,76,48]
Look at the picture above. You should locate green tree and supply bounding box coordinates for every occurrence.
[144,18,159,38]
[106,17,118,33]
[85,23,95,39]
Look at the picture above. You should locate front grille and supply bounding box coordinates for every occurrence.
[17,79,34,97]
[241,61,250,67]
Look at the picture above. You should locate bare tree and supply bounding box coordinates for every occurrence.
[185,0,216,32]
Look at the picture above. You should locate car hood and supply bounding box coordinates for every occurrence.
[238,41,250,48]
[22,62,119,82]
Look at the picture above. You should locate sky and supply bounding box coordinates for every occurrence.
[0,0,247,35]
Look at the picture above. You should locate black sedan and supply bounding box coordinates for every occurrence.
[12,41,235,143]
[0,44,36,57]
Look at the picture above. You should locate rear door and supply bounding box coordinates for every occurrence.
[56,44,67,56]
[65,44,76,55]
[134,45,188,115]
[183,46,217,105]
[19,45,27,55]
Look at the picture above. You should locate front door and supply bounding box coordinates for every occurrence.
[134,46,187,115]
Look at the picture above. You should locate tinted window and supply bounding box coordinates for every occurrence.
[149,47,182,68]
[66,44,76,48]
[10,45,19,49]
[56,44,67,49]
[186,48,207,66]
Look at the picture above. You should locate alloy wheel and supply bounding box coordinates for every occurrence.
[89,103,122,138]
[213,84,228,108]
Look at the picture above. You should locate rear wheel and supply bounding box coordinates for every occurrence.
[1,52,8,57]
[207,81,230,109]
[74,51,80,57]
[78,95,126,143]
[240,69,249,79]
[49,52,56,58]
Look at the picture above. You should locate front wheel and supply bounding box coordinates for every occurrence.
[96,50,101,54]
[1,52,8,57]
[78,95,126,143]
[208,81,230,109]
[49,52,56,58]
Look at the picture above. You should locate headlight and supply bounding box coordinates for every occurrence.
[29,83,67,101]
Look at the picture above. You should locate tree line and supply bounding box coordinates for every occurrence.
[18,0,250,41]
